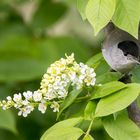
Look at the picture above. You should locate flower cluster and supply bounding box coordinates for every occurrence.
[0,54,96,117]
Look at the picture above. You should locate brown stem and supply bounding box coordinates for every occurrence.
[119,74,140,127]
[127,101,140,127]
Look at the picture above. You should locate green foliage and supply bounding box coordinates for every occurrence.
[77,0,88,20]
[0,109,17,134]
[131,66,140,83]
[83,134,94,140]
[91,81,127,99]
[86,52,103,68]
[77,0,140,38]
[86,0,116,35]
[96,72,122,84]
[0,0,140,140]
[112,0,140,38]
[84,101,96,120]
[57,89,82,119]
[103,113,140,140]
[40,117,84,140]
[95,83,140,117]
[41,127,83,140]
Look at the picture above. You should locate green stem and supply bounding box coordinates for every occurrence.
[84,120,93,138]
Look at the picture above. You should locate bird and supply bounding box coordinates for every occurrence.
[102,25,140,74]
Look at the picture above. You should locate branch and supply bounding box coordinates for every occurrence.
[119,74,140,127]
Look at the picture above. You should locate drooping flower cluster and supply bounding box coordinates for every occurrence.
[0,54,96,117]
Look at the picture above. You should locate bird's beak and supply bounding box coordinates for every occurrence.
[127,55,140,64]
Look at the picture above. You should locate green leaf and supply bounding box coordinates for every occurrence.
[84,101,96,120]
[91,81,127,99]
[86,53,103,68]
[41,117,84,140]
[95,83,140,117]
[57,89,82,119]
[96,72,122,84]
[65,102,88,118]
[83,134,94,140]
[77,0,89,20]
[86,0,116,35]
[131,66,140,83]
[112,0,140,38]
[103,114,140,140]
[45,117,83,134]
[95,60,110,75]
[41,127,84,140]
[0,109,17,134]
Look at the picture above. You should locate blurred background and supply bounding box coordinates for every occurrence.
[0,0,109,140]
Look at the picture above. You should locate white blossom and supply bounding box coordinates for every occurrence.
[33,91,42,102]
[23,91,32,100]
[13,93,22,102]
[18,105,34,117]
[38,101,47,114]
[0,53,97,117]
[50,101,60,112]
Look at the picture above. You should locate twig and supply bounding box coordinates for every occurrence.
[119,74,140,128]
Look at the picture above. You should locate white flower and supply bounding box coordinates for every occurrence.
[22,100,29,106]
[23,91,32,100]
[44,92,56,100]
[57,89,68,98]
[6,96,12,101]
[13,93,22,102]
[79,62,88,74]
[50,101,60,112]
[18,108,28,117]
[18,105,34,117]
[26,105,34,114]
[38,102,47,114]
[33,91,42,102]
[0,53,97,117]
[68,71,76,81]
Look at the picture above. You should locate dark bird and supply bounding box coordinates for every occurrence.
[102,26,140,74]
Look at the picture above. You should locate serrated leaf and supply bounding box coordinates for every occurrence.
[84,101,96,120]
[86,0,116,35]
[91,81,127,99]
[57,89,82,119]
[77,0,89,20]
[112,0,139,38]
[0,109,17,134]
[41,117,84,140]
[95,83,140,117]
[103,114,140,140]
